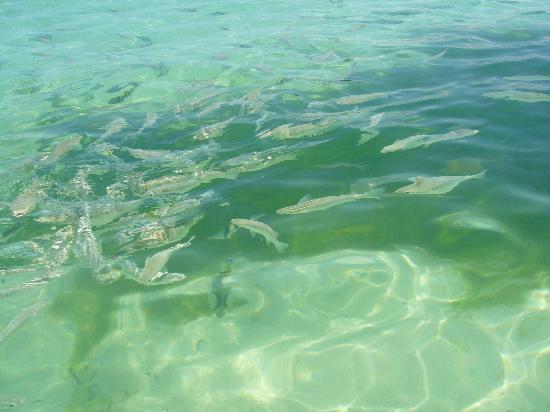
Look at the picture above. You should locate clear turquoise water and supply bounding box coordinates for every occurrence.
[1,0,549,410]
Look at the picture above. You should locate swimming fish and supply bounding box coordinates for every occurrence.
[381,129,478,153]
[100,117,127,140]
[42,135,82,164]
[335,92,388,105]
[11,178,51,217]
[138,236,195,283]
[258,119,336,140]
[192,117,234,140]
[137,112,158,133]
[436,210,507,234]
[395,170,486,195]
[0,395,25,409]
[0,298,48,346]
[141,169,239,197]
[229,218,287,253]
[502,75,550,82]
[483,90,550,103]
[74,207,103,270]
[276,189,383,215]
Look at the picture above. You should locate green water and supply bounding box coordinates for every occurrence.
[1,0,549,410]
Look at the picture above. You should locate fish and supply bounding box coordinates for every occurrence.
[120,213,203,251]
[483,90,550,103]
[137,112,158,134]
[42,135,82,164]
[395,170,486,195]
[138,236,195,283]
[141,169,239,197]
[0,275,50,298]
[258,119,337,140]
[381,129,478,153]
[502,75,550,82]
[74,207,103,270]
[335,92,388,105]
[221,148,297,174]
[436,210,507,234]
[0,298,48,346]
[100,117,127,140]
[229,218,287,253]
[192,117,234,140]
[0,395,25,409]
[11,178,51,217]
[276,189,383,215]
[126,148,178,161]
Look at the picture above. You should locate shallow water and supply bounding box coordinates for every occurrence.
[1,0,549,410]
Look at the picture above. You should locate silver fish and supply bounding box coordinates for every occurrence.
[141,169,239,197]
[137,112,158,133]
[395,170,486,195]
[100,117,127,140]
[0,298,47,346]
[229,218,287,253]
[436,211,507,234]
[381,129,478,153]
[335,92,388,105]
[192,117,234,140]
[258,119,337,140]
[74,207,103,270]
[11,178,50,217]
[277,189,383,215]
[42,135,82,164]
[503,75,550,82]
[483,90,550,103]
[138,236,195,283]
[0,395,25,409]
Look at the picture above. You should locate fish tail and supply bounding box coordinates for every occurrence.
[473,169,488,179]
[274,240,288,253]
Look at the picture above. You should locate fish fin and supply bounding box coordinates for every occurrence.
[274,241,288,253]
[298,194,312,204]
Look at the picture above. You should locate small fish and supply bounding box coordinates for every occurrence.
[229,218,287,253]
[11,178,51,217]
[126,148,178,161]
[42,135,82,164]
[0,395,25,409]
[381,129,478,153]
[335,92,388,105]
[258,119,336,140]
[0,298,47,346]
[483,90,550,103]
[502,75,550,82]
[395,170,486,195]
[142,170,239,197]
[100,117,127,140]
[192,117,234,140]
[137,112,158,134]
[138,236,195,283]
[276,189,383,215]
[74,207,103,270]
[436,210,507,234]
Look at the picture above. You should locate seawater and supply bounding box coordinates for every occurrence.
[1,0,549,410]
